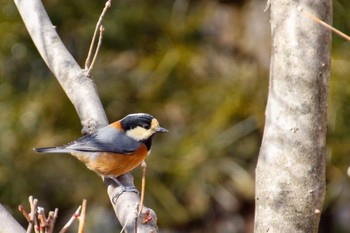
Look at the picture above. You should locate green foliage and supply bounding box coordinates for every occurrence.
[1,0,350,232]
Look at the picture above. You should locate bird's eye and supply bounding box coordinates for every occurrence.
[141,123,150,129]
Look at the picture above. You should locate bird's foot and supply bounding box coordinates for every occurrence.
[108,176,140,204]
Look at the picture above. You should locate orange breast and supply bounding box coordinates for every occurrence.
[72,144,148,177]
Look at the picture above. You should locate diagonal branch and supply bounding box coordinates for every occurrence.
[13,0,158,232]
[0,204,26,233]
[14,0,107,134]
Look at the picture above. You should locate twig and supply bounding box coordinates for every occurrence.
[18,205,31,223]
[138,161,147,215]
[298,6,350,41]
[59,205,81,233]
[85,0,112,71]
[119,203,139,233]
[37,207,47,233]
[29,196,39,233]
[78,199,87,233]
[47,209,58,233]
[20,197,62,233]
[134,203,139,233]
[86,25,105,75]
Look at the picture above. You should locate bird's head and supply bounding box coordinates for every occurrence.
[120,113,168,142]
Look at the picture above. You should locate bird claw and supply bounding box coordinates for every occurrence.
[108,176,140,204]
[112,185,139,204]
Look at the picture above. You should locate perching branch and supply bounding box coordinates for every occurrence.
[105,174,158,232]
[13,0,158,232]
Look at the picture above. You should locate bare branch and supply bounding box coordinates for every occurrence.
[78,199,87,233]
[46,209,58,233]
[14,0,158,232]
[85,0,112,70]
[86,25,105,75]
[29,196,39,233]
[18,205,31,223]
[59,205,81,233]
[14,0,108,134]
[298,6,350,41]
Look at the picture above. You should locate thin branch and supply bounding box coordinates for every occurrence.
[119,203,139,233]
[298,6,350,41]
[46,209,58,233]
[29,196,39,233]
[85,0,112,70]
[59,205,81,233]
[86,25,105,75]
[37,207,47,233]
[78,199,87,233]
[134,204,139,233]
[18,205,31,223]
[138,161,147,215]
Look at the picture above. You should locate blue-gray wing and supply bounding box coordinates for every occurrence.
[62,125,141,154]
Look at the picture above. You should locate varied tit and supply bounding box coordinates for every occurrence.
[34,113,168,178]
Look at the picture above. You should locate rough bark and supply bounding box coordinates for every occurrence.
[11,0,158,232]
[254,0,332,232]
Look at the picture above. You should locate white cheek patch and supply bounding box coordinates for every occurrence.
[151,119,159,130]
[126,126,153,141]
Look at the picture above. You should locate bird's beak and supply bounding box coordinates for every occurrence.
[156,126,169,133]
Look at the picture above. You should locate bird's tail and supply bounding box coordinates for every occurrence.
[33,147,72,154]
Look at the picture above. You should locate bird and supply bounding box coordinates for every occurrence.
[34,113,168,178]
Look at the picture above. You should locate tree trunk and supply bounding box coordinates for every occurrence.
[255,0,332,232]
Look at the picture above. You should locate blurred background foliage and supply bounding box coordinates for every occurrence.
[0,0,349,232]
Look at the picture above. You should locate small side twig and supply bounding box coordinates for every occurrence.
[59,205,81,233]
[37,207,47,233]
[86,25,105,75]
[29,196,39,233]
[134,203,140,233]
[85,0,112,73]
[119,203,139,233]
[18,205,31,223]
[298,6,350,41]
[46,209,58,233]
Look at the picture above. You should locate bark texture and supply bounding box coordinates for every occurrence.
[255,0,332,232]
